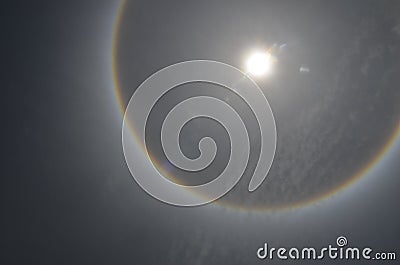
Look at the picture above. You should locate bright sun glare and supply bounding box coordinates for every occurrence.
[246,51,275,77]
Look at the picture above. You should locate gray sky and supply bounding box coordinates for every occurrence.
[1,1,399,264]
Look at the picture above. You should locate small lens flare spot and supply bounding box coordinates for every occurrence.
[246,51,276,77]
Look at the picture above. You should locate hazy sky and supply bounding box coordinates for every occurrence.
[1,1,399,264]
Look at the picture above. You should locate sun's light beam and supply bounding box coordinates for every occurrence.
[246,51,276,77]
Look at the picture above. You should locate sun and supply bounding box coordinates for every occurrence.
[246,51,276,77]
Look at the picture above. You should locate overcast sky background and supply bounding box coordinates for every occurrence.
[1,1,399,264]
